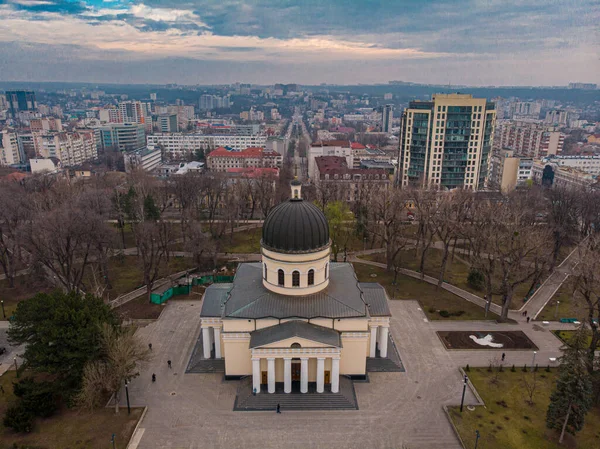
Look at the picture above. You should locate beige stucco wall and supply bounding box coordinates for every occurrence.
[333,317,369,331]
[339,336,368,375]
[256,318,279,330]
[223,339,252,375]
[309,318,334,328]
[222,319,254,332]
[261,246,331,295]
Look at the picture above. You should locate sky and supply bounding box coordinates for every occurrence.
[0,0,598,86]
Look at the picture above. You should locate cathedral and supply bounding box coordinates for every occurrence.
[200,180,394,395]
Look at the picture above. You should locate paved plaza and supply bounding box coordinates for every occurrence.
[124,295,566,449]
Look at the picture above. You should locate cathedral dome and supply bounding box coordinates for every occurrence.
[261,198,330,254]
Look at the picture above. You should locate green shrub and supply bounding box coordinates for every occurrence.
[13,378,58,418]
[511,365,516,372]
[546,365,551,372]
[439,310,450,318]
[465,364,470,372]
[3,404,34,433]
[428,307,436,314]
[452,310,465,317]
[487,363,492,372]
[522,364,527,372]
[467,269,485,291]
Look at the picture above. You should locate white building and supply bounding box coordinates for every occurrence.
[33,131,97,167]
[30,158,59,173]
[147,133,268,155]
[545,110,569,126]
[308,140,353,180]
[544,155,600,176]
[0,130,24,166]
[124,147,162,173]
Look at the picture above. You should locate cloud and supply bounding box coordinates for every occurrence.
[0,0,598,84]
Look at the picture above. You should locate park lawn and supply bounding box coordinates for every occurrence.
[537,278,588,322]
[100,255,197,300]
[0,370,143,449]
[552,330,593,348]
[352,262,498,321]
[0,276,55,321]
[449,367,600,449]
[360,248,530,309]
[221,227,262,253]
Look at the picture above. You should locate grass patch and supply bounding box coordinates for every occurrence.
[537,278,588,322]
[114,294,164,320]
[352,262,498,321]
[360,248,531,309]
[97,255,197,301]
[552,330,592,348]
[0,370,143,449]
[449,367,600,449]
[221,228,262,253]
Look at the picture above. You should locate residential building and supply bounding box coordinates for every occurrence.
[532,160,595,189]
[545,110,569,126]
[543,155,600,175]
[568,82,597,89]
[314,156,390,202]
[265,137,288,155]
[158,114,179,132]
[308,140,353,180]
[146,133,268,155]
[494,121,564,158]
[33,131,97,167]
[98,108,120,123]
[489,148,533,192]
[384,93,393,100]
[588,134,600,144]
[509,101,541,119]
[0,130,24,166]
[124,147,162,173]
[30,118,63,132]
[98,123,146,151]
[30,158,60,173]
[398,93,496,190]
[206,147,282,172]
[6,90,37,117]
[199,95,230,110]
[382,105,393,133]
[118,101,146,125]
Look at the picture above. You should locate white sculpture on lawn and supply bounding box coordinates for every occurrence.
[469,334,503,348]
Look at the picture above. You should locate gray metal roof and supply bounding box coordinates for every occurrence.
[200,284,231,317]
[222,262,368,319]
[250,320,341,348]
[360,283,391,316]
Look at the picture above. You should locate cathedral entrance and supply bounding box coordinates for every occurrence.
[261,371,268,385]
[291,362,301,381]
[324,370,331,385]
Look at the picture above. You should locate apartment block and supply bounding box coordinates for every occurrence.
[206,147,282,172]
[0,130,24,166]
[399,93,496,190]
[33,131,97,167]
[146,133,267,155]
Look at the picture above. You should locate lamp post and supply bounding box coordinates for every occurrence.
[532,351,537,367]
[474,430,481,449]
[555,300,560,318]
[111,433,116,449]
[125,381,131,415]
[460,375,468,412]
[1,299,5,319]
[14,357,18,378]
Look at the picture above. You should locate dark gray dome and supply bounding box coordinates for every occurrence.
[262,199,330,253]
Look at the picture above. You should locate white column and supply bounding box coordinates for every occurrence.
[316,357,325,393]
[284,358,292,394]
[267,358,276,394]
[214,327,221,359]
[252,358,261,394]
[202,327,211,359]
[300,357,309,393]
[379,326,389,358]
[369,325,378,358]
[331,357,340,393]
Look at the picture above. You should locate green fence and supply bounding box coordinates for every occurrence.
[150,274,233,304]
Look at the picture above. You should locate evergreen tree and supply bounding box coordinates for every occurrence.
[546,326,593,443]
[143,194,161,221]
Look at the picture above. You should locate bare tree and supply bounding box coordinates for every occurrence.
[521,370,538,405]
[0,183,30,287]
[411,187,439,279]
[78,324,151,413]
[133,220,172,300]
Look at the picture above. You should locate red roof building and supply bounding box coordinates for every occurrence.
[207,146,283,172]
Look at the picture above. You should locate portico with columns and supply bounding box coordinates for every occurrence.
[200,318,222,359]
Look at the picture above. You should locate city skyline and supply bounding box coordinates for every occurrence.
[0,0,598,86]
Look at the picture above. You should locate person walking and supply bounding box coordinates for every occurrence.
[148,343,153,351]
[167,360,172,369]
[501,353,505,362]
[152,373,156,382]
[276,404,281,414]
[527,317,530,323]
